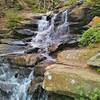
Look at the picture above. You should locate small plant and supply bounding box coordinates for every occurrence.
[75,86,100,100]
[80,24,100,46]
[5,10,22,29]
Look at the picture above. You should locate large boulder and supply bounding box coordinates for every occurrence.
[68,5,92,34]
[56,48,100,68]
[43,64,100,97]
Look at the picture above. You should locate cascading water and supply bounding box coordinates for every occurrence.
[10,71,34,100]
[30,10,70,60]
[0,61,34,100]
[38,16,49,32]
[54,10,70,41]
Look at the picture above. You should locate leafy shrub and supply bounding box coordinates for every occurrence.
[75,86,100,100]
[5,10,22,29]
[80,24,100,46]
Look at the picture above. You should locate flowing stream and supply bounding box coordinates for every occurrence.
[0,10,72,100]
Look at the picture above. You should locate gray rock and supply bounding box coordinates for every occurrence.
[14,28,35,36]
[87,53,100,67]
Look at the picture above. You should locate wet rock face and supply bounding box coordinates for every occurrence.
[0,39,29,55]
[34,60,55,77]
[30,85,73,100]
[47,93,73,100]
[28,77,44,95]
[0,90,10,100]
[43,64,100,97]
[0,82,17,94]
[48,43,60,53]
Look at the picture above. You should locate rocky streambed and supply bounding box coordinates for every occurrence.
[0,2,100,100]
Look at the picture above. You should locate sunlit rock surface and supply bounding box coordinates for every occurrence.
[88,16,100,27]
[56,47,100,68]
[43,64,100,97]
[87,53,100,67]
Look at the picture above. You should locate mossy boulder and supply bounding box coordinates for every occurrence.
[43,64,100,97]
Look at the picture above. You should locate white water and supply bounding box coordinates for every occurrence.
[10,71,33,100]
[0,63,34,100]
[38,16,49,32]
[30,10,70,60]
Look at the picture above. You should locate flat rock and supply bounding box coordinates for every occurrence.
[14,28,35,36]
[0,39,26,46]
[56,47,100,68]
[87,53,100,67]
[43,64,100,97]
[7,53,45,67]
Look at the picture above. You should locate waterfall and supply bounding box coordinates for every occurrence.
[0,62,34,100]
[38,16,49,32]
[55,10,70,41]
[10,71,34,100]
[30,10,70,60]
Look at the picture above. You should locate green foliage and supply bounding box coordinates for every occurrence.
[5,10,22,29]
[96,68,100,72]
[75,86,100,100]
[80,25,100,46]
